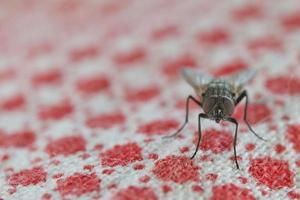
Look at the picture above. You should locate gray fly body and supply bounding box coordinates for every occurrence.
[164,68,266,169]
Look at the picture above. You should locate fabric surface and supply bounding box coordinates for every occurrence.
[0,1,300,200]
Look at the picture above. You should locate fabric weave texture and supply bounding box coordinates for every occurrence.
[0,1,300,200]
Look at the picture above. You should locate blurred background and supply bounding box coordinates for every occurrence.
[0,0,300,200]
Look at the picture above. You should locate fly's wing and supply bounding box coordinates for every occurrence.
[223,68,257,94]
[181,68,213,95]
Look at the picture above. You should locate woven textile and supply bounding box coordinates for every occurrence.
[0,1,300,200]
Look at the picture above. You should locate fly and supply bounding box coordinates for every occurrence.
[163,68,267,169]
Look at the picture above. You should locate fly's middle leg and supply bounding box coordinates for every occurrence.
[163,95,202,139]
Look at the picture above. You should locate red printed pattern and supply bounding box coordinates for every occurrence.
[0,1,299,200]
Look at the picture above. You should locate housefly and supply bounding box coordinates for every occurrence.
[164,68,267,169]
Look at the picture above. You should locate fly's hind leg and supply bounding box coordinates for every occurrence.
[235,90,267,141]
[163,95,202,139]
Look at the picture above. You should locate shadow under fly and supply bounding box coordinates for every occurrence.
[163,68,267,169]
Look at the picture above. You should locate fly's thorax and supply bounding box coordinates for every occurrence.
[202,81,235,120]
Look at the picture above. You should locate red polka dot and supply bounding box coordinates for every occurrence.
[238,176,248,184]
[200,155,213,162]
[102,169,115,175]
[245,143,255,152]
[197,28,230,45]
[205,173,218,182]
[1,94,25,111]
[248,36,282,52]
[69,45,100,62]
[80,153,90,160]
[93,144,104,151]
[101,143,143,167]
[260,189,268,196]
[100,1,125,14]
[45,135,86,157]
[151,25,178,40]
[38,101,73,120]
[76,75,110,95]
[0,130,36,148]
[286,124,300,152]
[232,4,262,21]
[152,155,199,184]
[113,48,146,65]
[229,156,242,163]
[213,59,248,76]
[52,173,64,179]
[107,183,117,191]
[139,175,150,183]
[56,173,101,197]
[133,163,145,170]
[162,54,197,78]
[148,153,159,160]
[113,186,158,200]
[161,185,172,193]
[233,103,272,124]
[281,11,300,31]
[192,185,203,193]
[180,146,189,153]
[126,86,160,103]
[8,167,47,187]
[287,191,300,200]
[175,98,200,110]
[0,154,9,162]
[193,128,233,154]
[248,157,294,189]
[50,160,60,166]
[31,69,62,86]
[296,160,300,167]
[86,111,125,129]
[274,144,286,154]
[210,183,256,200]
[137,119,179,136]
[265,76,300,95]
[41,193,52,200]
[268,123,278,132]
[83,165,94,171]
[282,114,290,121]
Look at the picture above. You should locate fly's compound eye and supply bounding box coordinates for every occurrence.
[222,97,235,116]
[203,97,217,114]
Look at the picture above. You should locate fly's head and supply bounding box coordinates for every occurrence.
[202,96,235,123]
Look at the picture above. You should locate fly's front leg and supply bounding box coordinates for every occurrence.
[163,95,202,139]
[226,117,240,169]
[190,113,208,159]
[235,90,267,141]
